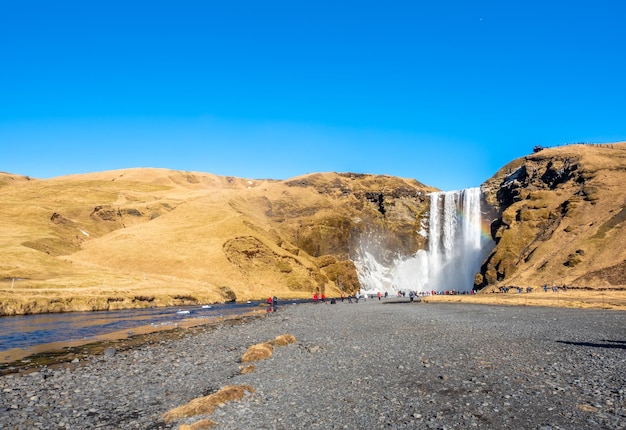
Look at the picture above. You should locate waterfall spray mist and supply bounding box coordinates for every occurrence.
[355,187,494,295]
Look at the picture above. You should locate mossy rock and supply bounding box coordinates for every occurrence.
[316,255,338,268]
[219,286,237,302]
[564,254,582,267]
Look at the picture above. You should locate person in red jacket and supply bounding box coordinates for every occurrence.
[313,293,318,303]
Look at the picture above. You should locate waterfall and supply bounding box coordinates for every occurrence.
[355,187,493,295]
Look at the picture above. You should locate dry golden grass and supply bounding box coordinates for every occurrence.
[239,334,296,364]
[425,289,626,310]
[271,333,297,346]
[161,384,254,423]
[240,342,274,363]
[239,364,257,374]
[179,419,216,430]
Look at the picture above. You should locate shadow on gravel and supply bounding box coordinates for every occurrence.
[557,340,626,349]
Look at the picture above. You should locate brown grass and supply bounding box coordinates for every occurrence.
[241,342,274,362]
[271,333,297,346]
[239,334,297,364]
[179,418,216,430]
[425,289,626,310]
[161,384,254,423]
[239,364,257,374]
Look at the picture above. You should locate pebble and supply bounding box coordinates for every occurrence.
[1,302,625,429]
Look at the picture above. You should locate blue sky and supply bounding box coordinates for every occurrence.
[1,1,624,191]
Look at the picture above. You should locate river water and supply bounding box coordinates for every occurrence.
[0,301,284,359]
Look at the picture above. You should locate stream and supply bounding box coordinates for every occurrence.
[0,301,274,358]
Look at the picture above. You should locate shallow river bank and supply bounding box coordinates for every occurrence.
[0,301,280,364]
[1,300,625,429]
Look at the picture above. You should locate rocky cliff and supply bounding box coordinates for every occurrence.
[478,142,626,290]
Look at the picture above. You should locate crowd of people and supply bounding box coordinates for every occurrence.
[494,285,570,293]
[272,286,565,308]
[271,283,576,309]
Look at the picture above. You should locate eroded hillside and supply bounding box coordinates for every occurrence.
[479,142,626,290]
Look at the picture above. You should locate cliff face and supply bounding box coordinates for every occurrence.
[280,173,435,264]
[0,169,436,314]
[479,142,626,290]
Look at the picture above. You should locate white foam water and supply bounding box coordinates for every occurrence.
[355,187,494,295]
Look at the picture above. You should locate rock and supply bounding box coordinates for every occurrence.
[103,347,116,358]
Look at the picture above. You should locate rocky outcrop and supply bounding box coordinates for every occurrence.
[479,143,626,290]
[228,173,436,295]
[281,173,435,265]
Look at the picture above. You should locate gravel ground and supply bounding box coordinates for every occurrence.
[1,299,625,429]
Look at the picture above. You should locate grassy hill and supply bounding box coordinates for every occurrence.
[480,142,626,290]
[0,169,435,315]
